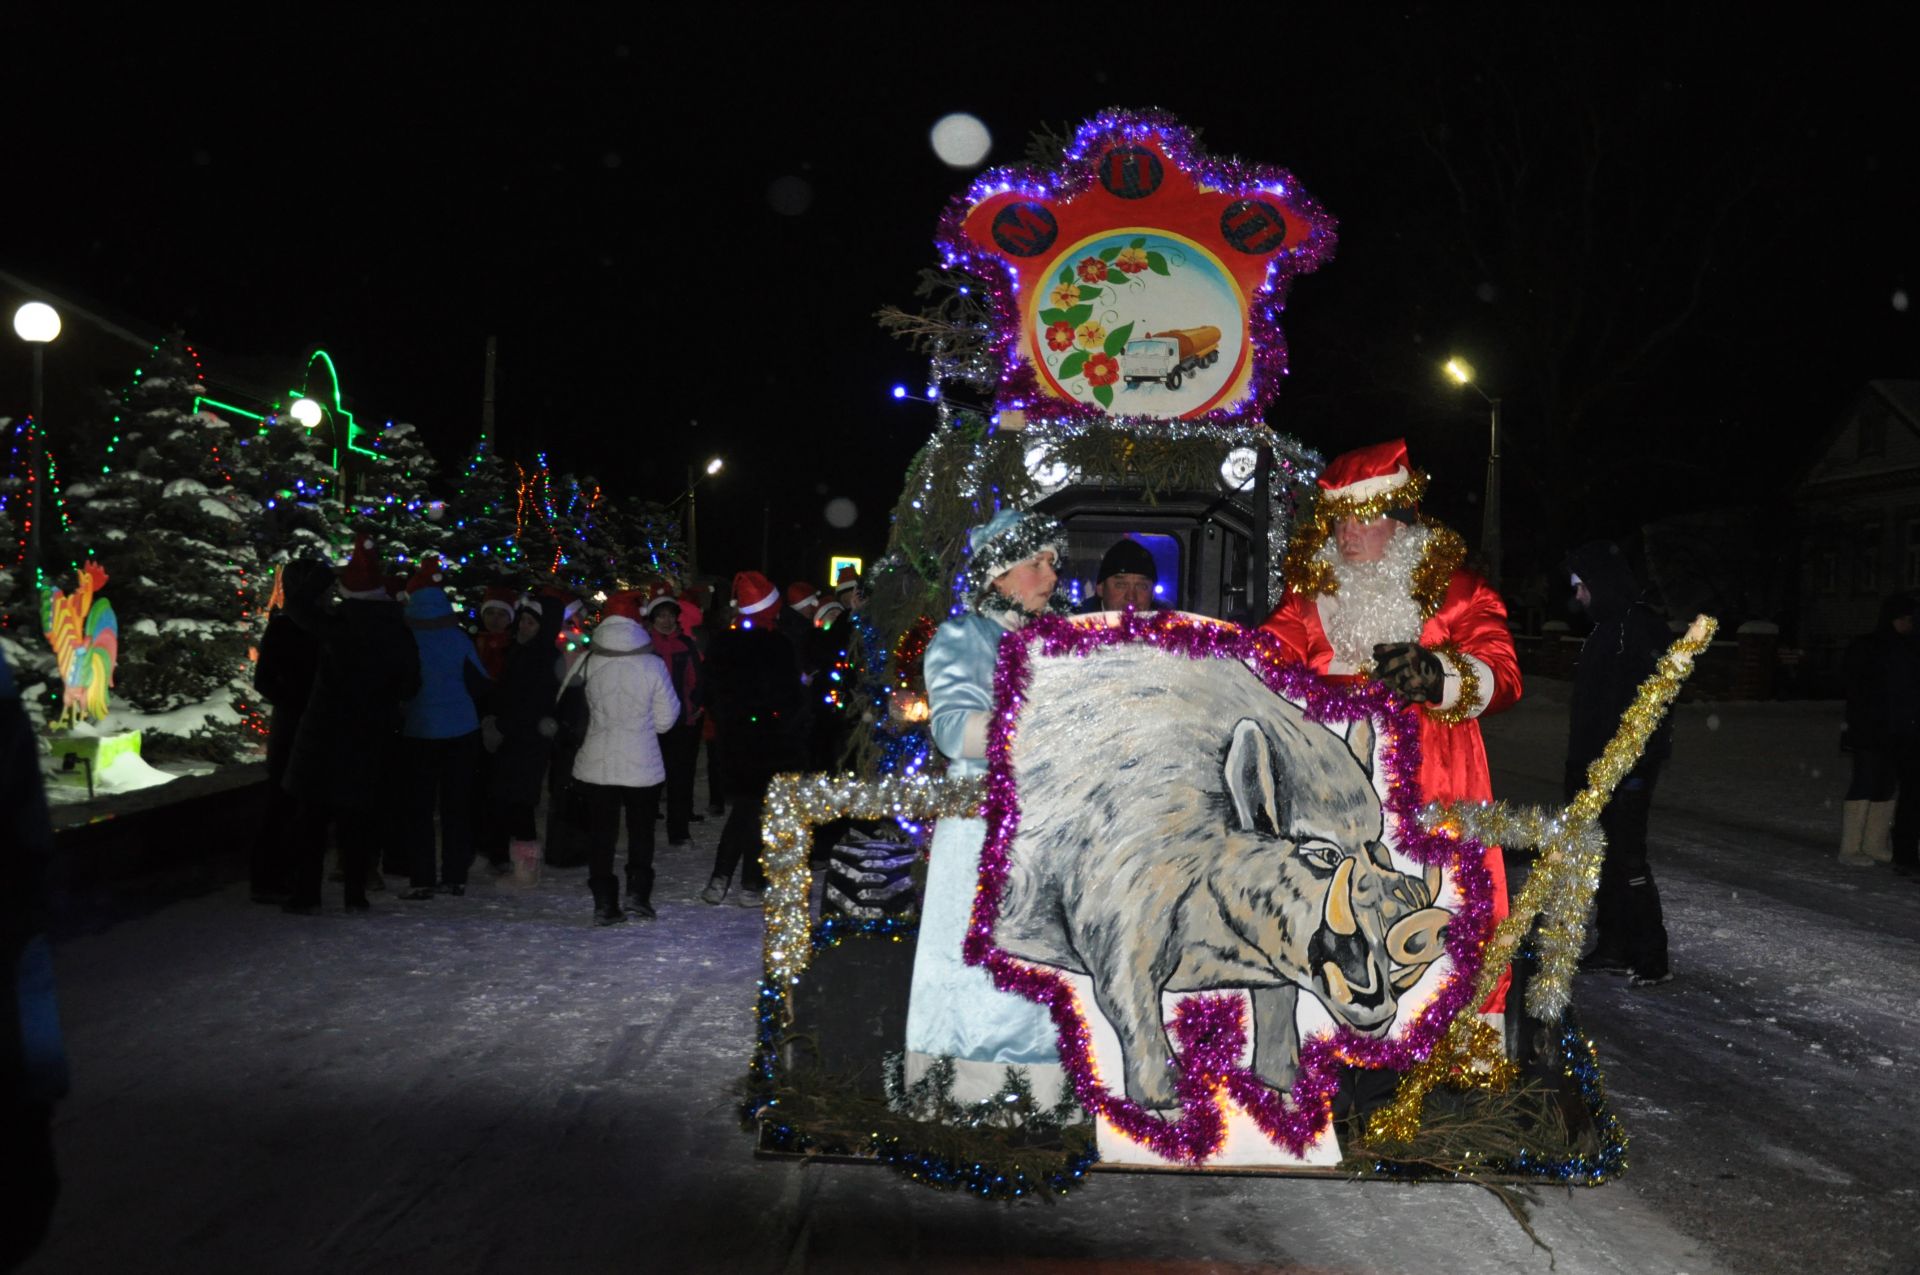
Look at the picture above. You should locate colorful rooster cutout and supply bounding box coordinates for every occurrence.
[41,560,119,727]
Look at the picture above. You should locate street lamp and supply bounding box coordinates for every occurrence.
[1445,356,1503,592]
[13,301,61,584]
[672,455,724,575]
[288,395,350,518]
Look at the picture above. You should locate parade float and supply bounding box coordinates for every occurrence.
[741,110,1711,1200]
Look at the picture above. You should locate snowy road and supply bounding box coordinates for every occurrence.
[22,686,1920,1274]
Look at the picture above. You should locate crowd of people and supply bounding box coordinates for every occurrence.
[248,538,869,927]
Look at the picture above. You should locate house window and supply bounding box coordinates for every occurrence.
[1857,522,1882,593]
[1907,522,1920,590]
[1818,550,1840,594]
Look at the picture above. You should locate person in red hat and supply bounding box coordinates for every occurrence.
[701,571,807,905]
[472,584,520,682]
[280,537,420,913]
[642,587,706,848]
[1261,438,1521,1023]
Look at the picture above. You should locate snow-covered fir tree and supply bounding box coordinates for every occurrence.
[228,411,343,566]
[64,335,264,759]
[440,434,522,594]
[352,420,451,569]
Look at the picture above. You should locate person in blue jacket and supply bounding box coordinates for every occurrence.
[903,508,1072,1109]
[399,558,491,899]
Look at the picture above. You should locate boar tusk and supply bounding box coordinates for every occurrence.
[1424,863,1443,906]
[1323,960,1352,1005]
[1325,857,1358,936]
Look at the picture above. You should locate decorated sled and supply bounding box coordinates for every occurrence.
[745,609,1713,1195]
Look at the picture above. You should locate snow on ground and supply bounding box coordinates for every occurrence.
[22,686,1920,1274]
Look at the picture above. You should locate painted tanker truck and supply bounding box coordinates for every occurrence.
[1123,325,1221,391]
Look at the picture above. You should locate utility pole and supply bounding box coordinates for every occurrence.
[481,335,497,446]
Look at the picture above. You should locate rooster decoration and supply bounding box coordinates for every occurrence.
[41,560,119,727]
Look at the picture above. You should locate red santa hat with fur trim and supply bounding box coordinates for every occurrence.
[337,537,387,599]
[1317,438,1423,519]
[733,571,780,624]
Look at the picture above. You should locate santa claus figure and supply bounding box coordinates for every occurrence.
[1261,438,1519,1015]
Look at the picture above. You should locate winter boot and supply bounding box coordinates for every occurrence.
[1863,801,1896,864]
[625,867,656,921]
[1837,799,1872,865]
[509,839,544,888]
[701,875,729,906]
[591,878,627,927]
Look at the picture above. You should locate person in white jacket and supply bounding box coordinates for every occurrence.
[569,595,680,923]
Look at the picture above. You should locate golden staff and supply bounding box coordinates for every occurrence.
[1369,615,1718,1142]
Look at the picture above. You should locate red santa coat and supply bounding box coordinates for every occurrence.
[1261,567,1520,1010]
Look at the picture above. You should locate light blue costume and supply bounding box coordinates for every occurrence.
[904,512,1067,1106]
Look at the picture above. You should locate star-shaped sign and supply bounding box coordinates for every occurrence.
[938,109,1337,426]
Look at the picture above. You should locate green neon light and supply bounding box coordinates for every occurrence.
[192,396,267,423]
[290,349,384,462]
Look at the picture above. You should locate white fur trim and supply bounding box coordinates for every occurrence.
[738,589,778,615]
[1435,650,1495,717]
[1324,465,1411,503]
[479,598,515,616]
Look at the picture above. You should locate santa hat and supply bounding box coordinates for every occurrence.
[814,599,846,629]
[602,589,647,622]
[962,508,1064,604]
[1316,439,1426,518]
[337,537,386,599]
[834,565,862,597]
[479,585,518,619]
[734,571,780,620]
[406,555,447,594]
[675,598,704,631]
[785,582,821,615]
[640,582,680,618]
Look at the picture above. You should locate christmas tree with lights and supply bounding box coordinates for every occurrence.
[62,335,265,759]
[352,420,451,569]
[441,433,523,592]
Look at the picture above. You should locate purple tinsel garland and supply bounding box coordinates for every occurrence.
[962,611,1492,1161]
[932,108,1339,429]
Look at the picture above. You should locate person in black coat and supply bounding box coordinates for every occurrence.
[280,541,421,914]
[1,649,65,1269]
[1839,592,1920,871]
[1563,540,1673,986]
[249,559,331,903]
[702,573,807,906]
[483,593,565,884]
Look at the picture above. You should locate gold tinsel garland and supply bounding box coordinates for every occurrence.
[760,771,983,1012]
[1422,641,1485,726]
[1368,615,1717,1144]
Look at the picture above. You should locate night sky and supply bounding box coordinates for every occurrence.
[5,11,1914,585]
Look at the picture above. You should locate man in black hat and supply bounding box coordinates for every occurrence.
[1082,537,1159,613]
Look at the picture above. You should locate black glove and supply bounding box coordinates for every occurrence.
[1373,642,1445,703]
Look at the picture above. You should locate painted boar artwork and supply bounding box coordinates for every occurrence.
[969,613,1495,1166]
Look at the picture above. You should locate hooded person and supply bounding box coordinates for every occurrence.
[1260,439,1520,1025]
[570,597,680,924]
[281,537,421,913]
[398,557,491,899]
[701,571,808,906]
[1563,540,1675,985]
[485,591,566,885]
[903,508,1072,1110]
[249,558,333,903]
[1840,590,1920,874]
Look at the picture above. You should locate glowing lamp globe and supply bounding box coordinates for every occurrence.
[705,457,724,475]
[289,397,324,428]
[12,301,60,343]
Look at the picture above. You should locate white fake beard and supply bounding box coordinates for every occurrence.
[1319,523,1429,669]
